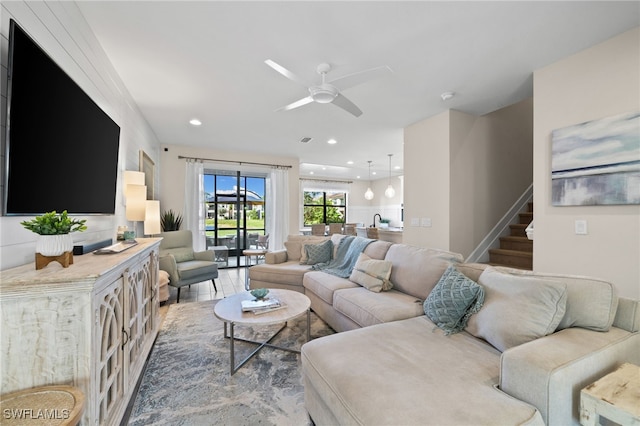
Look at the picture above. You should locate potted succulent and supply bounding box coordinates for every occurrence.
[161,209,183,232]
[21,210,87,256]
[379,218,391,229]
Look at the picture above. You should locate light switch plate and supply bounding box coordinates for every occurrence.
[421,218,432,227]
[575,219,588,235]
[411,218,420,227]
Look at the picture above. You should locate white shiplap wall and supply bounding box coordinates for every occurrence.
[0,1,160,270]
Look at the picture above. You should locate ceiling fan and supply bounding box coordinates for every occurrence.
[265,59,392,117]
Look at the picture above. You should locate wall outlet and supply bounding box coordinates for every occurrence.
[411,218,420,227]
[575,219,588,235]
[421,218,432,227]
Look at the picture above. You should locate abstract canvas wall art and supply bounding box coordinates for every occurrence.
[551,111,640,206]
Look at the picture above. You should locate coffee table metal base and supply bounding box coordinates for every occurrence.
[223,309,310,375]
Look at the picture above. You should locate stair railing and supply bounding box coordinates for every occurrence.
[465,183,533,263]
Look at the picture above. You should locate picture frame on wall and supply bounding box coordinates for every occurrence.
[551,111,640,206]
[139,150,155,200]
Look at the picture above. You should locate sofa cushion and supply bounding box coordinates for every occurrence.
[487,267,619,332]
[249,261,312,287]
[301,316,542,426]
[284,235,327,261]
[331,233,347,258]
[349,253,393,292]
[423,265,484,335]
[466,267,568,352]
[300,239,333,265]
[303,271,359,305]
[384,244,464,300]
[176,260,217,281]
[302,239,333,265]
[362,240,393,260]
[171,247,195,262]
[333,288,424,327]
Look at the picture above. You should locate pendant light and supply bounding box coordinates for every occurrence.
[364,161,374,200]
[385,154,396,198]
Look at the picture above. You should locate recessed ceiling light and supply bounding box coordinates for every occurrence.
[322,167,327,170]
[347,160,354,165]
[327,138,337,145]
[189,118,202,126]
[356,175,361,179]
[372,171,377,175]
[394,166,401,170]
[309,171,314,175]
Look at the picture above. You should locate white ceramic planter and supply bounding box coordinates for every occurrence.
[36,234,73,256]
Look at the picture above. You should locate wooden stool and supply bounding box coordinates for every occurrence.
[0,385,84,425]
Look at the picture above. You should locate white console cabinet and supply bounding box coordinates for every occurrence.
[0,238,161,425]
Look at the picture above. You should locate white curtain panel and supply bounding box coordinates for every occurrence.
[184,159,206,251]
[266,168,289,250]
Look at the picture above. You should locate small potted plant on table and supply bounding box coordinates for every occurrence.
[21,210,87,269]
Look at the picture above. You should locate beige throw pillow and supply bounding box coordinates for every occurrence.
[349,253,393,292]
[465,267,567,352]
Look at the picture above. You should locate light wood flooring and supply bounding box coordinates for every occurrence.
[159,267,248,317]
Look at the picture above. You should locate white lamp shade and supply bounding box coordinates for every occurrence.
[124,171,145,199]
[385,185,396,198]
[364,187,374,200]
[126,184,147,221]
[144,200,161,235]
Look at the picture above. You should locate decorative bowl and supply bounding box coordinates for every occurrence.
[250,288,269,300]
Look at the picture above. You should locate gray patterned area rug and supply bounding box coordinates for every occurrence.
[128,299,334,425]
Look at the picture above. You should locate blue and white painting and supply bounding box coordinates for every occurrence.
[551,111,640,206]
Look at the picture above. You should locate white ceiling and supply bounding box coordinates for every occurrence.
[77,1,639,180]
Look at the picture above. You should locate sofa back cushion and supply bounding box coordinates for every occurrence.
[284,235,328,261]
[465,267,568,352]
[363,240,393,260]
[383,244,464,300]
[488,266,618,332]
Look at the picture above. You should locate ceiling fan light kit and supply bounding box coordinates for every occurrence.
[265,59,391,117]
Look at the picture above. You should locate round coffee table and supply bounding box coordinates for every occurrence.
[214,289,311,375]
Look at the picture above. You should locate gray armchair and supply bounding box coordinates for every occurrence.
[159,230,218,303]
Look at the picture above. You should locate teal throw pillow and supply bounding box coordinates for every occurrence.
[303,239,333,265]
[423,265,485,335]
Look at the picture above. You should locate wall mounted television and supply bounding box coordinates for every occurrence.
[4,20,121,216]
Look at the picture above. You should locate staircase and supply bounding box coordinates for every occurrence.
[488,202,533,270]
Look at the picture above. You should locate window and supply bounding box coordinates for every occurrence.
[303,191,346,225]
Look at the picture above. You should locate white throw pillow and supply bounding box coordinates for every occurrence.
[349,253,393,292]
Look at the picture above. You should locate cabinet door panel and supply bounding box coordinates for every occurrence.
[94,278,125,425]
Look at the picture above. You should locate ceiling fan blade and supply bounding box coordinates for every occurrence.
[328,65,393,91]
[265,59,309,86]
[332,93,362,117]
[275,96,314,112]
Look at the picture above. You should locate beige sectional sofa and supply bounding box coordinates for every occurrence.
[248,234,640,425]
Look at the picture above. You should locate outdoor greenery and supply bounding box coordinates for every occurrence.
[20,210,87,235]
[303,191,346,225]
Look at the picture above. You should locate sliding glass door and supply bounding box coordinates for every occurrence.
[204,171,266,266]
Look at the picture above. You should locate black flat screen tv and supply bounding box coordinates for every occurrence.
[4,20,121,215]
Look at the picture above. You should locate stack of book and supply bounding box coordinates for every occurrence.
[241,297,285,315]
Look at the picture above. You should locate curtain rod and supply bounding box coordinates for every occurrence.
[300,178,353,184]
[178,155,292,169]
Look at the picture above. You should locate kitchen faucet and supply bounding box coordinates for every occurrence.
[372,213,382,228]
